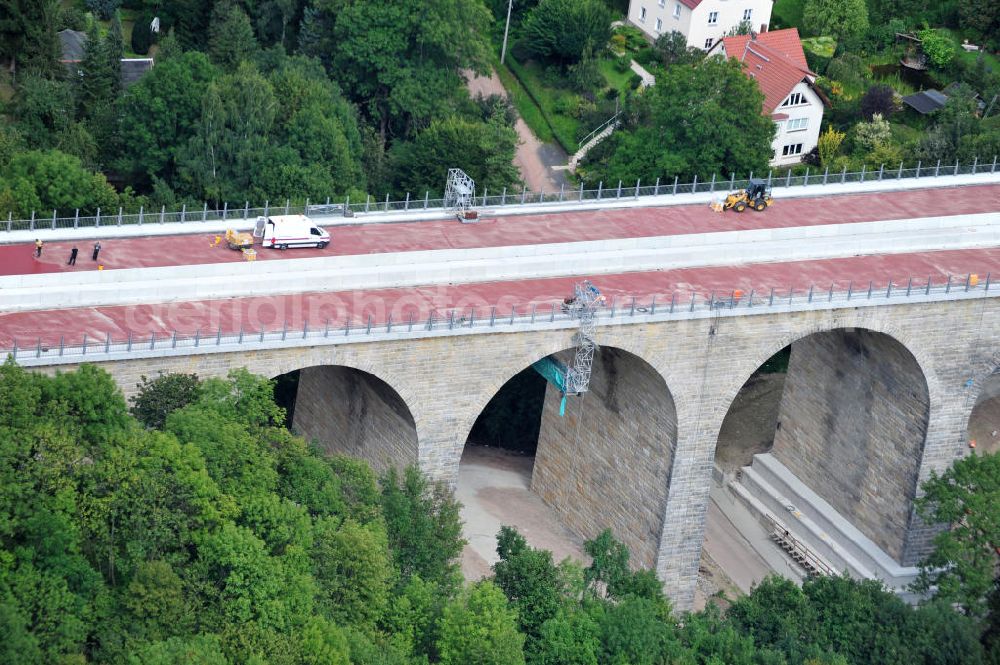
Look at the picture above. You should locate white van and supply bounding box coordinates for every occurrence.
[255,214,330,249]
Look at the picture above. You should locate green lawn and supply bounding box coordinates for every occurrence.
[597,58,634,94]
[771,0,805,31]
[938,28,1000,72]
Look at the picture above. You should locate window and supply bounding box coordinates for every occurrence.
[782,143,804,156]
[658,0,665,6]
[786,117,809,132]
[708,10,718,24]
[705,37,714,49]
[781,92,805,107]
[673,2,681,17]
[655,17,663,31]
[639,6,646,21]
[743,8,753,20]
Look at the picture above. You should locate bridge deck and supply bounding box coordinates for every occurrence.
[3,247,997,346]
[2,184,998,277]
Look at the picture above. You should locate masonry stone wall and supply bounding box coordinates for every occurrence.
[531,347,677,569]
[30,295,1000,609]
[770,329,930,561]
[292,366,418,474]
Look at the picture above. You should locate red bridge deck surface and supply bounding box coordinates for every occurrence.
[2,248,997,347]
[1,184,998,277]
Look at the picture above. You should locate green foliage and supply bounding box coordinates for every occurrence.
[0,0,61,76]
[854,113,892,152]
[802,0,869,42]
[208,1,260,69]
[130,372,203,430]
[818,126,846,166]
[652,31,701,67]
[915,451,1000,616]
[521,0,613,64]
[86,0,122,20]
[917,28,958,69]
[0,149,119,217]
[861,84,896,120]
[380,465,465,591]
[438,581,526,665]
[581,58,774,184]
[311,517,392,629]
[958,0,1000,42]
[493,526,567,638]
[389,112,520,198]
[130,12,155,55]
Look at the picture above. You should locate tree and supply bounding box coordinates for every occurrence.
[915,452,1000,617]
[582,58,774,184]
[390,112,520,198]
[310,0,492,139]
[854,113,892,152]
[531,609,600,665]
[959,0,1000,42]
[598,596,679,665]
[861,84,896,120]
[86,0,121,20]
[311,517,392,629]
[0,149,119,216]
[437,581,526,665]
[0,0,61,77]
[492,526,567,639]
[802,0,869,42]
[917,28,958,69]
[380,465,465,591]
[521,0,613,64]
[115,51,217,184]
[652,31,700,67]
[817,126,845,166]
[10,74,75,147]
[130,372,203,430]
[208,1,260,69]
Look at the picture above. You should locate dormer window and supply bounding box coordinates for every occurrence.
[780,92,805,107]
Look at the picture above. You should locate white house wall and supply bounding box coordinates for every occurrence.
[629,0,773,49]
[770,81,824,166]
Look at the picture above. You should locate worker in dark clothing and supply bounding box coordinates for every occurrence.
[68,247,78,265]
[92,241,101,261]
[34,239,42,257]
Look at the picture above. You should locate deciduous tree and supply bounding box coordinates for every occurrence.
[802,0,869,41]
[521,0,613,64]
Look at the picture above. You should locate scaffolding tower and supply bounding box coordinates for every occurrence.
[563,280,602,394]
[532,280,603,415]
[444,168,476,217]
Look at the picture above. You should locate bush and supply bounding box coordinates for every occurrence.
[860,84,895,120]
[917,28,957,69]
[522,0,613,64]
[131,13,155,55]
[632,47,657,67]
[613,56,630,73]
[57,5,88,31]
[85,0,121,20]
[825,53,868,91]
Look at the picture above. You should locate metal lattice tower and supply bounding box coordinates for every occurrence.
[563,280,603,394]
[444,168,475,213]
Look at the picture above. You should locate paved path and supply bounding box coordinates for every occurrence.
[457,446,588,581]
[464,68,568,193]
[4,184,999,277]
[2,247,997,346]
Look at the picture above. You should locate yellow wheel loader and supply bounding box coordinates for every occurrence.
[721,179,773,212]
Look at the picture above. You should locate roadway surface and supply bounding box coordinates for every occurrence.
[3,184,999,276]
[2,247,997,347]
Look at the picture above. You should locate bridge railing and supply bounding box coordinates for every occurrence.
[5,273,995,366]
[2,156,998,232]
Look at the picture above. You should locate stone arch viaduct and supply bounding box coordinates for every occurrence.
[25,290,1000,610]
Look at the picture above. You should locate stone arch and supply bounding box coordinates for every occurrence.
[968,368,1000,455]
[459,341,679,569]
[273,359,419,475]
[712,323,931,563]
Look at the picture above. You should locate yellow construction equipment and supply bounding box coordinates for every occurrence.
[715,179,773,213]
[225,228,254,250]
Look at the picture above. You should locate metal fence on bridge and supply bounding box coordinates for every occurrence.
[2,156,998,233]
[6,272,995,366]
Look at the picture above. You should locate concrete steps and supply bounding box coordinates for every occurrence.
[734,453,920,592]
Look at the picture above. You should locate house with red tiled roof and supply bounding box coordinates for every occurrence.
[708,28,826,166]
[628,0,772,51]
